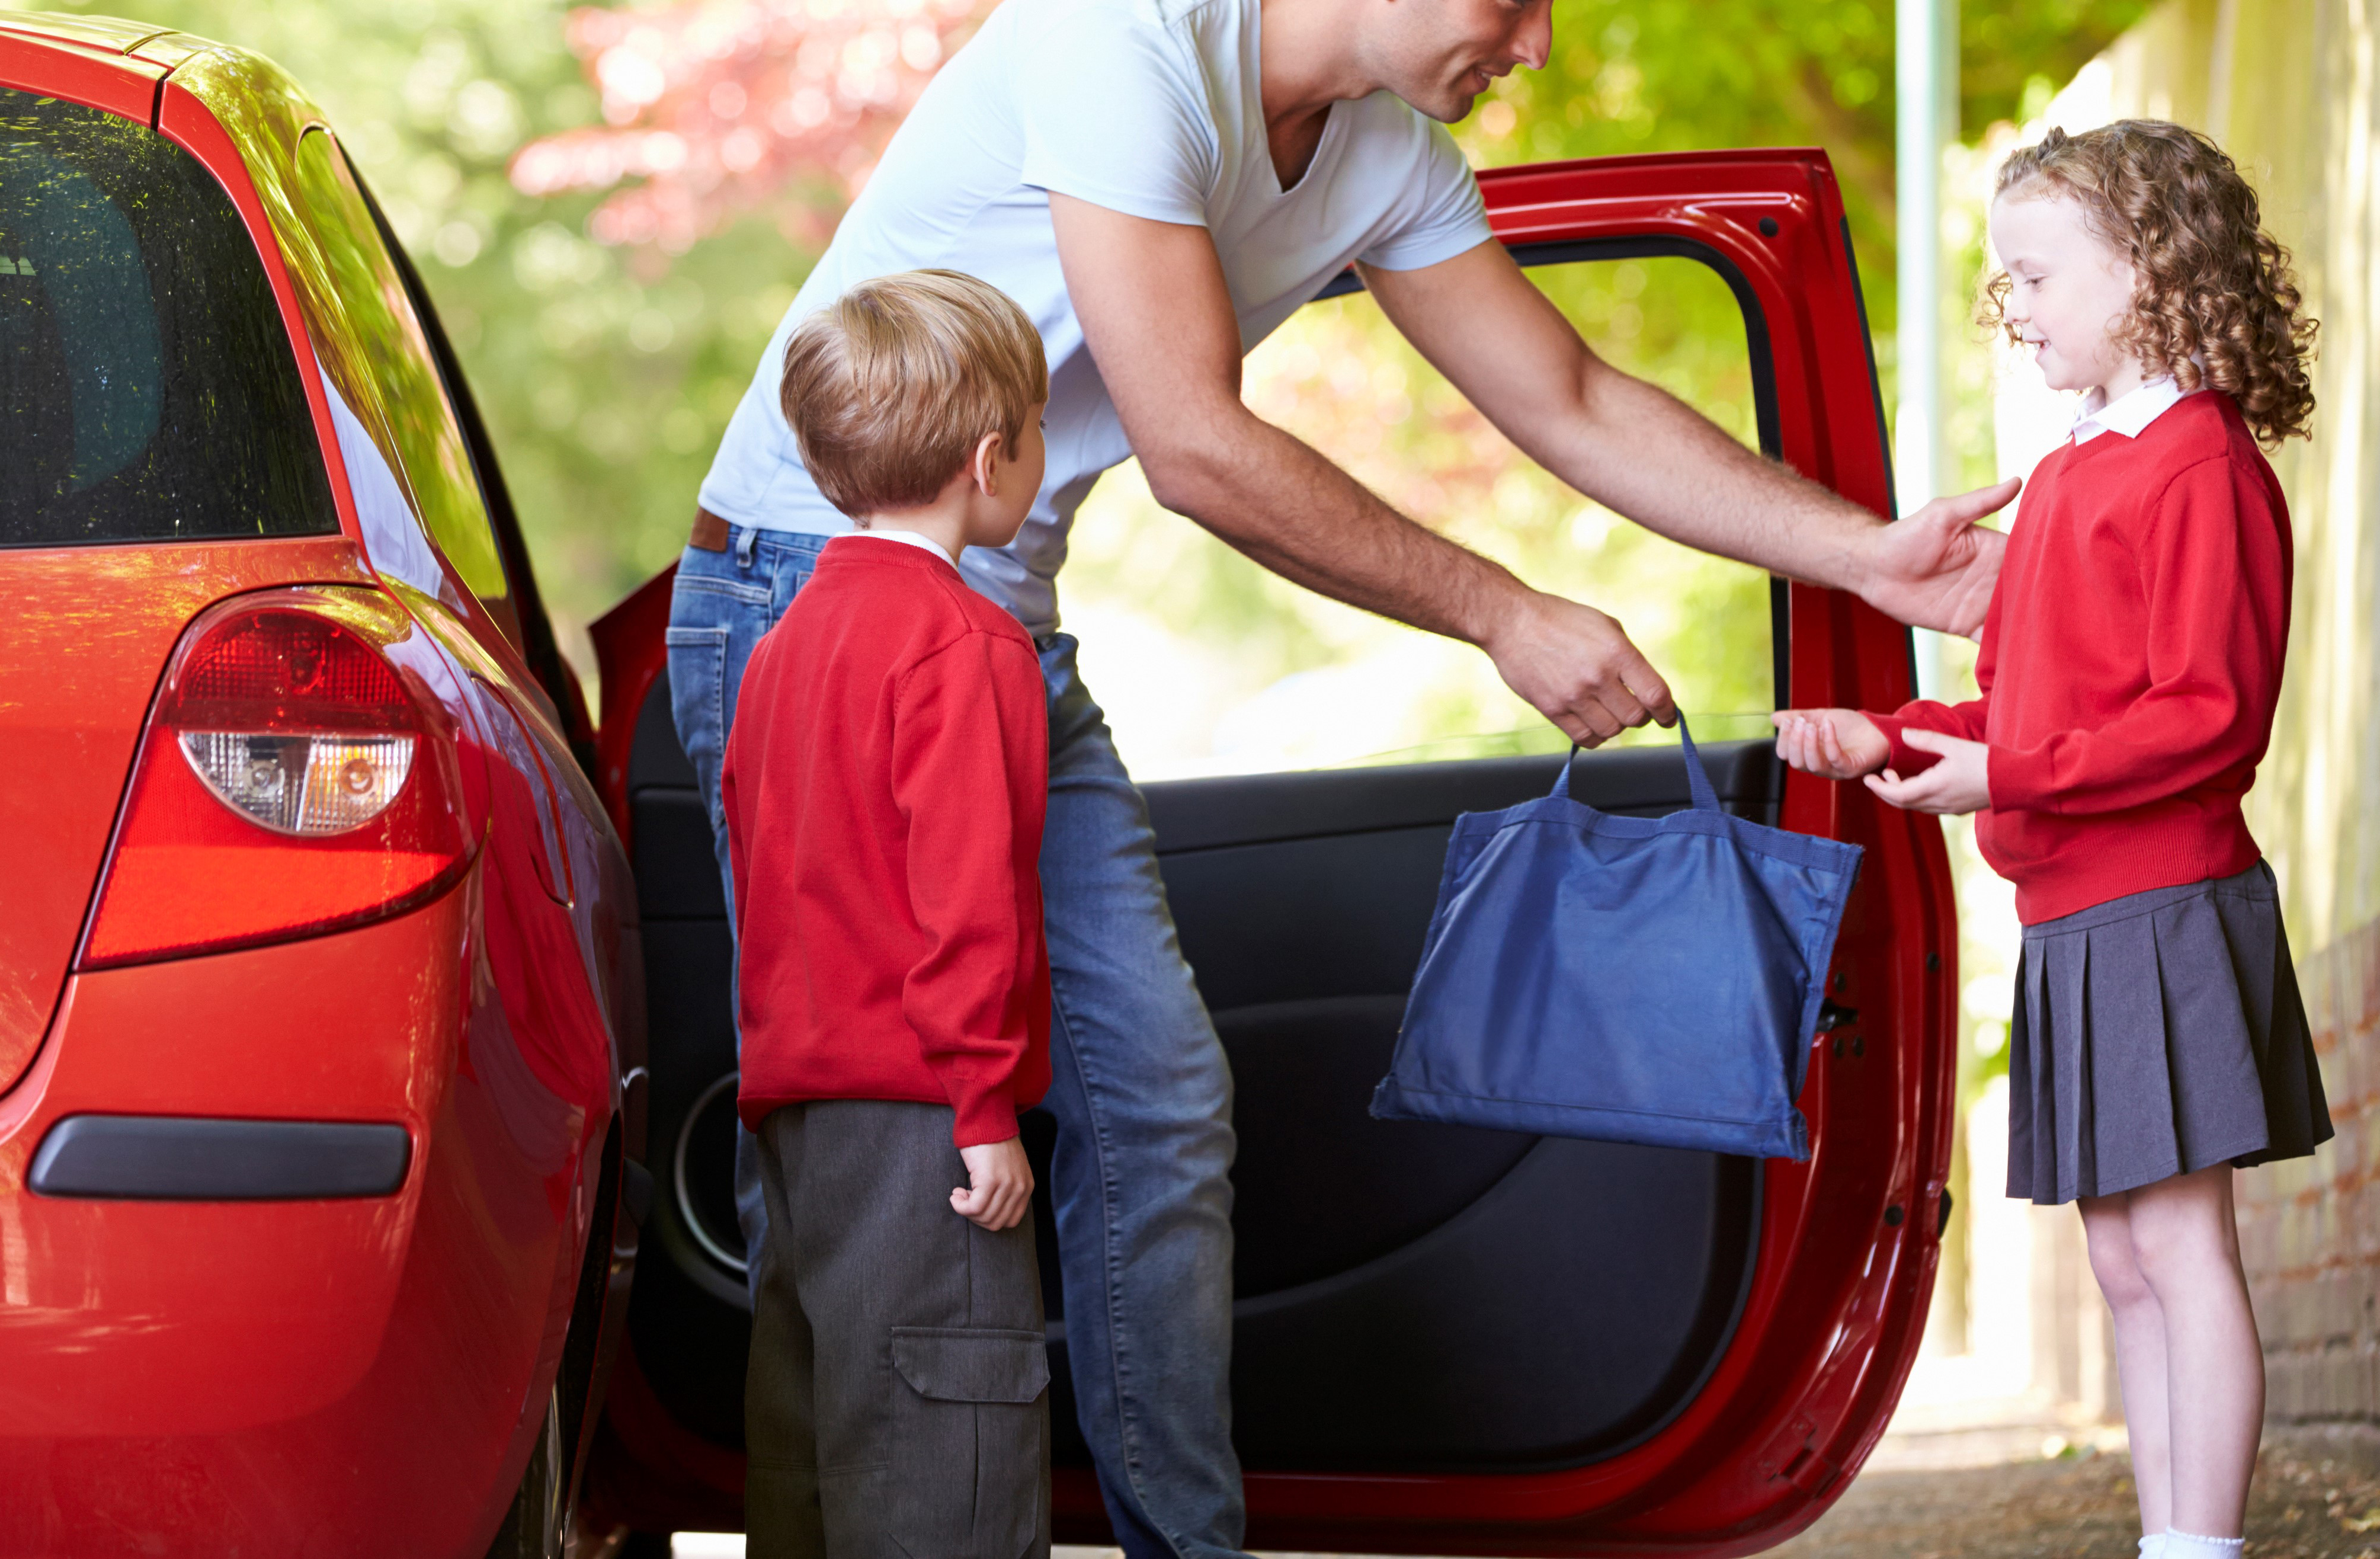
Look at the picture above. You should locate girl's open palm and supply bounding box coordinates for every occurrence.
[1772,709,1890,780]
[1864,728,1992,815]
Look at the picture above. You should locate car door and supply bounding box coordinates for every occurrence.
[585,148,1957,1553]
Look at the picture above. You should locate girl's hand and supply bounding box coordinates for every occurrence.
[1864,728,1992,815]
[1772,709,1890,780]
[953,1136,1034,1231]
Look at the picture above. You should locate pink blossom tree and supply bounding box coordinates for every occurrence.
[511,0,989,254]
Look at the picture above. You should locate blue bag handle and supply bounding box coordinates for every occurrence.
[1552,713,1722,812]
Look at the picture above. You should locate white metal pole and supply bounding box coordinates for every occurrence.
[1897,0,1956,696]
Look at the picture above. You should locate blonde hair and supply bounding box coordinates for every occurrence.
[779,269,1049,517]
[1982,120,2317,447]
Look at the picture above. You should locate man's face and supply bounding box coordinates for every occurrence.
[1364,0,1553,124]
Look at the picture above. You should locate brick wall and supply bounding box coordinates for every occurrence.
[2241,919,2380,1425]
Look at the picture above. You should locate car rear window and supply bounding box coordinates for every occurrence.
[0,85,336,548]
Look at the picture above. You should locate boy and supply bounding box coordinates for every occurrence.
[720,268,1053,1558]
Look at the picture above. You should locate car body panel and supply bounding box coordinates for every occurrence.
[0,12,177,55]
[0,887,598,1556]
[0,24,163,120]
[0,20,644,1554]
[0,889,469,1440]
[585,149,1955,1554]
[0,538,375,1096]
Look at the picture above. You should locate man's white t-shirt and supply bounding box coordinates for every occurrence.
[696,0,1494,636]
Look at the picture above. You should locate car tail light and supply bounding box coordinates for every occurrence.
[81,590,474,968]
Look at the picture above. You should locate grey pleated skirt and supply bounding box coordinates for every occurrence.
[2007,859,2332,1205]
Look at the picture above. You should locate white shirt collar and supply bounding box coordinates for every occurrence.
[2071,375,2187,444]
[840,529,956,568]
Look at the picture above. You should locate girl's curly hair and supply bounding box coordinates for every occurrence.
[1982,120,2318,447]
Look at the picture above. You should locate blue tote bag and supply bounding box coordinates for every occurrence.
[1371,719,1861,1160]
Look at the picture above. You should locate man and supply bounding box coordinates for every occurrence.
[672,0,2014,1553]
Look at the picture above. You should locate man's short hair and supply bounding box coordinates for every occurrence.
[779,269,1049,518]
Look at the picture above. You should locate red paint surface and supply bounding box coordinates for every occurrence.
[0,540,376,1095]
[0,25,162,121]
[0,881,606,1555]
[587,151,1958,1554]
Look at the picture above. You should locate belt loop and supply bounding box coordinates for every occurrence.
[734,526,760,568]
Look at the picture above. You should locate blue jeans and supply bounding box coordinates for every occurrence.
[666,528,1247,1559]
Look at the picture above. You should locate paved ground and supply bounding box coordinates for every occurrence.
[1766,1442,2380,1558]
[680,1441,2380,1558]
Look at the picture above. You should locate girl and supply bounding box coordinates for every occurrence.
[1774,121,2325,1558]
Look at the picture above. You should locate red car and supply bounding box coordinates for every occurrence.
[1,15,643,1558]
[583,143,1958,1557]
[1,12,1957,1559]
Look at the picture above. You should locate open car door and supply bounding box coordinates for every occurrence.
[584,148,1959,1555]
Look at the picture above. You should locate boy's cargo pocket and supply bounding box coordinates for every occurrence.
[887,1327,1050,1559]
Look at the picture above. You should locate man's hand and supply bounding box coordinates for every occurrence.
[1857,481,2020,639]
[1485,591,1674,746]
[1367,248,2025,638]
[1864,728,1992,815]
[1772,708,1889,780]
[952,1136,1033,1231]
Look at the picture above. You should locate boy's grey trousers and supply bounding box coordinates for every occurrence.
[746,1099,1052,1559]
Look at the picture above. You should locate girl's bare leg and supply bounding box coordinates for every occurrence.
[2083,1190,2173,1535]
[2127,1164,2262,1536]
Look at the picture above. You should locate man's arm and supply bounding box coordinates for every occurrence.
[1049,193,1672,745]
[1360,239,2016,634]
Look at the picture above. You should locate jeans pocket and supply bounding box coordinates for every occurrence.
[664,625,731,824]
[886,1327,1050,1559]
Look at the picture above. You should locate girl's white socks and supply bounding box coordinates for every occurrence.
[2162,1530,2244,1558]
[2138,1536,2165,1558]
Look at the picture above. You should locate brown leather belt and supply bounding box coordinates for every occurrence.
[689,508,730,552]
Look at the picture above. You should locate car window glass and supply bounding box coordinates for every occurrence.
[318,367,446,599]
[0,86,335,548]
[1066,254,1774,780]
[286,128,518,642]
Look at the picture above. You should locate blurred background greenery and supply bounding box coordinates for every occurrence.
[23,0,2149,774]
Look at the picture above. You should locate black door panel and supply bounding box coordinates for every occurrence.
[624,670,1780,1470]
[1167,831,1459,1010]
[1228,1138,1756,1469]
[1221,994,1533,1298]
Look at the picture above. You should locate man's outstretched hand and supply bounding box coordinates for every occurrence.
[1485,591,1678,748]
[1859,479,2020,639]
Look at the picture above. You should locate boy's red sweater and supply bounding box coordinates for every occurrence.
[1872,392,2291,925]
[722,536,1050,1146]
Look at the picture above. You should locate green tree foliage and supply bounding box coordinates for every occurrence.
[1962,0,2155,135]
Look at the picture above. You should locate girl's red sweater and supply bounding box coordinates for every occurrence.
[722,537,1051,1147]
[1871,391,2291,925]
